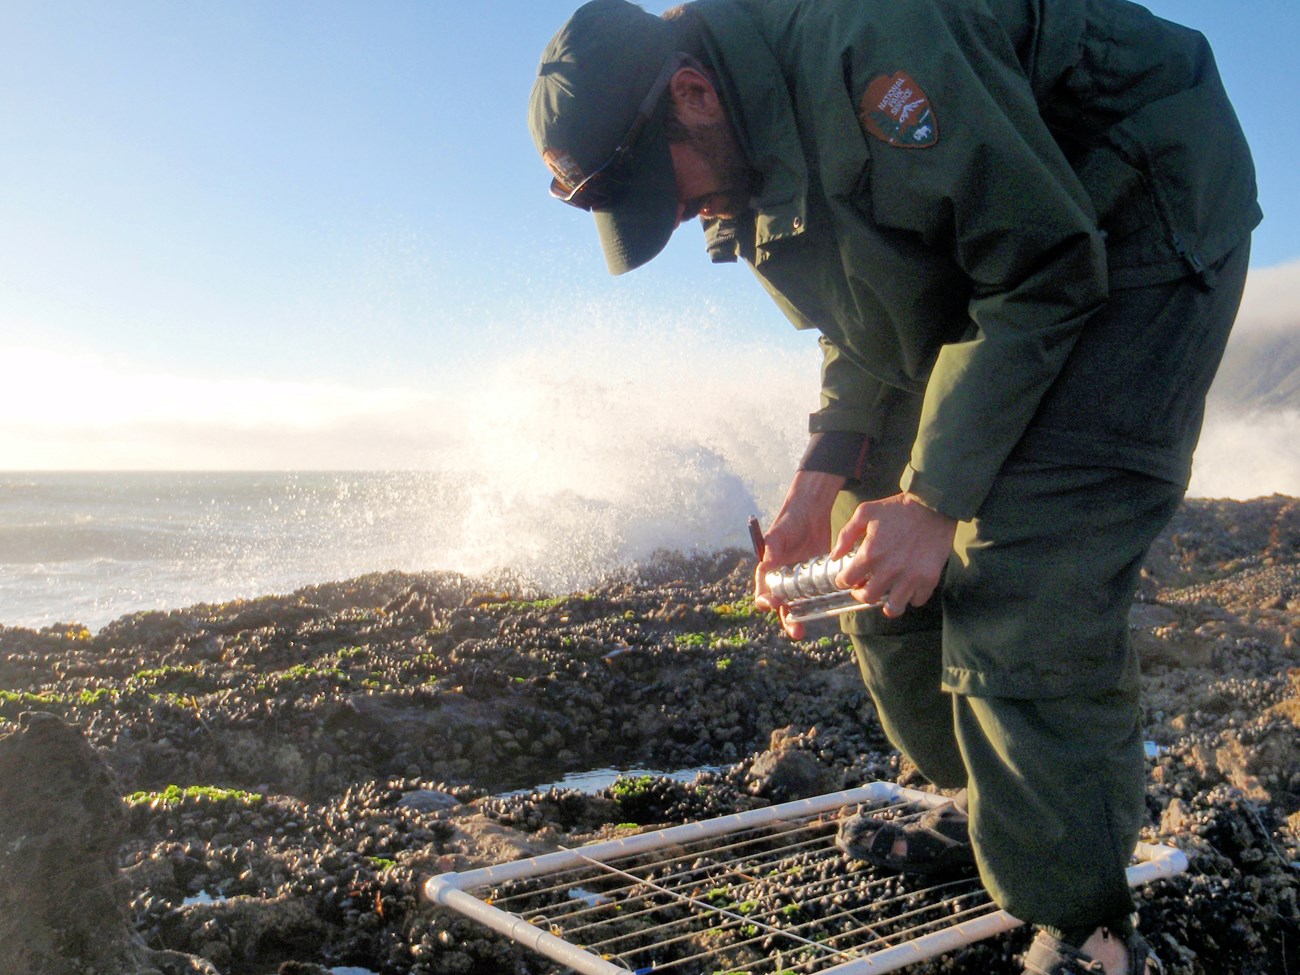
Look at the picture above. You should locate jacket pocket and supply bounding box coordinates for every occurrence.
[1103,78,1260,283]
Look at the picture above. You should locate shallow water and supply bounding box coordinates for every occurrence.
[504,765,722,797]
[180,890,224,907]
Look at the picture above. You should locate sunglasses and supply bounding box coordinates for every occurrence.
[550,53,688,212]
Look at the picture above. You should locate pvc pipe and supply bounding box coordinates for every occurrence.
[819,910,1026,975]
[814,841,1191,975]
[424,781,1189,975]
[429,882,630,975]
[426,782,947,895]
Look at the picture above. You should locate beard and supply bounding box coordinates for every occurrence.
[676,116,756,220]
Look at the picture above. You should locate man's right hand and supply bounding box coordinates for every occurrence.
[754,469,847,639]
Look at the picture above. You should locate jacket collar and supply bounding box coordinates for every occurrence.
[694,0,808,265]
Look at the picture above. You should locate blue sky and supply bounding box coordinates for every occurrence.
[1,0,1297,472]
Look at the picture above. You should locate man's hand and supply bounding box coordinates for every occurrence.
[754,470,846,639]
[830,492,957,618]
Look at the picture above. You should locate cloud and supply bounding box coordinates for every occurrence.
[0,346,455,469]
[0,329,816,487]
[1233,258,1300,334]
[1189,408,1300,500]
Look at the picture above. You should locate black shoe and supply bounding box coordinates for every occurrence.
[836,793,975,878]
[1022,928,1165,975]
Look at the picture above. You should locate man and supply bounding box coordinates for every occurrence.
[529,1,1260,972]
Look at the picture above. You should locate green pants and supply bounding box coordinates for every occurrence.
[839,466,1179,926]
[836,244,1248,928]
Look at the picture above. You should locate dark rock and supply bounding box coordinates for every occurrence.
[0,713,217,975]
[744,725,837,801]
[0,712,137,975]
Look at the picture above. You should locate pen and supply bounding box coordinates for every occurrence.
[747,516,766,561]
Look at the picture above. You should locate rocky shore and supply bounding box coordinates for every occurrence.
[1,496,1297,975]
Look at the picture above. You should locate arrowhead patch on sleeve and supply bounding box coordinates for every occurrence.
[859,71,939,149]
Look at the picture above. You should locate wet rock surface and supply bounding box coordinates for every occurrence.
[0,712,218,975]
[0,496,1296,974]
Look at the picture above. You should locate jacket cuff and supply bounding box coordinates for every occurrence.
[899,464,983,522]
[799,431,871,481]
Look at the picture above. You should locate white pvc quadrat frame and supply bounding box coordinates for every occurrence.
[424,782,1189,975]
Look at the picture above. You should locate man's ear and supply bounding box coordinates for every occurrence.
[668,66,722,127]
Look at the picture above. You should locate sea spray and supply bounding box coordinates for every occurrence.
[430,321,816,587]
[0,324,819,629]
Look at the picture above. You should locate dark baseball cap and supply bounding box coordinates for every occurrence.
[529,0,682,275]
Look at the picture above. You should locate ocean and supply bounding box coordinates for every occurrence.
[0,465,790,632]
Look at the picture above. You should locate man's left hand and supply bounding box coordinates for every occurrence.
[830,493,957,618]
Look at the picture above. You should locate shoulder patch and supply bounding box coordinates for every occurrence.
[859,71,939,149]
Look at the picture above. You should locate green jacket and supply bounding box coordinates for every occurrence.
[694,0,1261,519]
